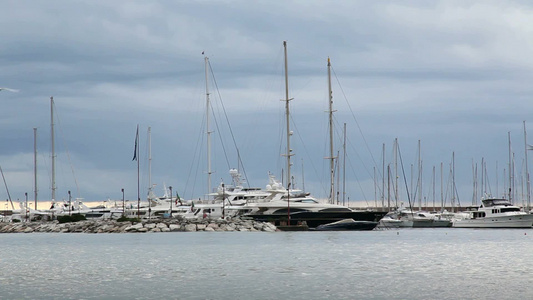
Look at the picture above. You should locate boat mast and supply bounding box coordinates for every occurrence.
[472,161,477,205]
[148,127,152,196]
[342,123,347,206]
[480,158,484,198]
[136,124,140,217]
[50,96,56,202]
[508,131,512,202]
[524,121,531,211]
[148,126,152,220]
[327,57,335,204]
[394,138,399,208]
[495,161,499,198]
[452,152,456,212]
[282,41,293,224]
[282,41,293,193]
[440,162,443,211]
[205,56,213,199]
[382,143,385,210]
[387,164,391,211]
[336,150,340,204]
[33,128,38,210]
[432,165,435,211]
[417,140,421,211]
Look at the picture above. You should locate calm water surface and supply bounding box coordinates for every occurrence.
[1,228,532,300]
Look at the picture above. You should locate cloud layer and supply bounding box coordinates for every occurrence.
[1,0,533,208]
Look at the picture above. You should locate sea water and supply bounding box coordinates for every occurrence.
[0,228,532,300]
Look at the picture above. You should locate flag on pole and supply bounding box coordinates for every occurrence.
[175,191,183,205]
[132,125,139,161]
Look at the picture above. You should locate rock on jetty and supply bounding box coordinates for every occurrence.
[0,218,278,233]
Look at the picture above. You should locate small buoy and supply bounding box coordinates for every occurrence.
[397,231,399,235]
[525,232,527,235]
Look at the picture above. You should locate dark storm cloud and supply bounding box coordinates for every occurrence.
[2,0,533,205]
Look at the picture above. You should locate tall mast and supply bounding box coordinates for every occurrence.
[342,123,347,206]
[327,57,336,204]
[495,161,499,198]
[472,162,477,205]
[282,41,293,192]
[205,56,213,198]
[452,152,456,212]
[440,162,443,211]
[148,126,152,220]
[136,124,140,217]
[33,127,38,209]
[50,96,56,201]
[394,138,399,208]
[524,121,531,211]
[481,157,485,196]
[387,164,391,211]
[508,132,512,202]
[417,140,421,211]
[148,126,152,196]
[432,165,435,210]
[381,143,385,210]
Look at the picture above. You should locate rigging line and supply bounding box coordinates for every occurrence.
[38,141,52,200]
[396,141,414,211]
[333,115,376,182]
[183,112,205,200]
[411,146,421,207]
[331,66,380,176]
[210,99,231,170]
[276,103,284,177]
[0,165,14,210]
[345,150,371,206]
[483,162,492,197]
[453,167,462,208]
[454,182,462,208]
[289,112,326,194]
[208,61,251,187]
[207,66,231,170]
[329,113,380,200]
[340,122,385,199]
[444,163,452,206]
[52,101,81,199]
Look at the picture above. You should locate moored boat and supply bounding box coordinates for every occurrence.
[453,198,533,228]
[311,218,378,231]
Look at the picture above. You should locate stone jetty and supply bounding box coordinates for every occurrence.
[0,218,278,233]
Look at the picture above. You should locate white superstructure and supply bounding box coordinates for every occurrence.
[453,198,533,228]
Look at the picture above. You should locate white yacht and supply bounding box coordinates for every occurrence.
[243,173,386,229]
[412,211,452,228]
[453,198,533,228]
[208,169,272,206]
[378,214,402,228]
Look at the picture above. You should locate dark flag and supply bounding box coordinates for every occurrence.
[132,125,139,161]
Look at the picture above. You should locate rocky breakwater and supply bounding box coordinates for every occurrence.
[0,218,278,233]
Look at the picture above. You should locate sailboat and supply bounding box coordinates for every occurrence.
[245,42,386,230]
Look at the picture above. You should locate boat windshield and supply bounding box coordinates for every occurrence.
[482,199,512,207]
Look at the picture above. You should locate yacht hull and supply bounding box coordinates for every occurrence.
[413,219,452,228]
[248,210,387,229]
[453,215,533,228]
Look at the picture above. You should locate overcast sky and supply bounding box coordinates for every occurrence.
[2,0,533,209]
